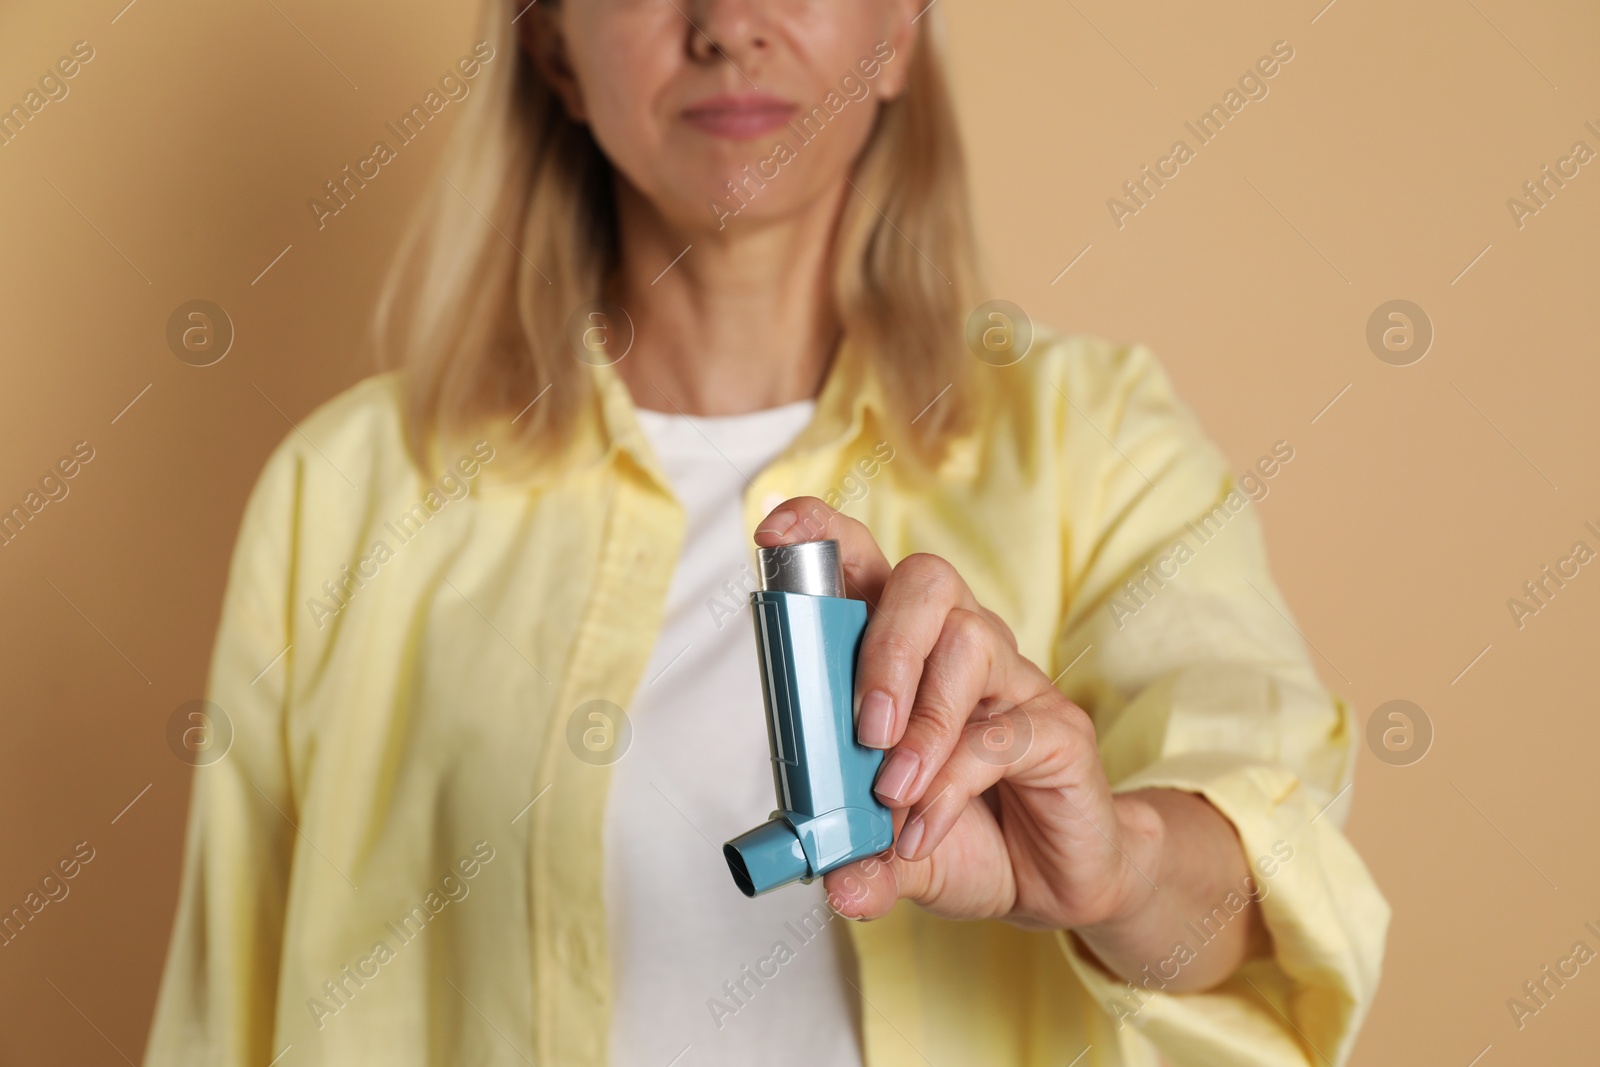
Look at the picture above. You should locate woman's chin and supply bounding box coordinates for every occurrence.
[641,179,805,238]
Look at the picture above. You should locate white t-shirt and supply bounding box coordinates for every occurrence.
[602,398,866,1067]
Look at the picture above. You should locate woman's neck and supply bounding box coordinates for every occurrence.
[609,177,845,417]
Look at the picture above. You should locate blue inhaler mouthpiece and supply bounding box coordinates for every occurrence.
[723,539,894,897]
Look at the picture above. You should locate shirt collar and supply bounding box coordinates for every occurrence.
[583,333,886,491]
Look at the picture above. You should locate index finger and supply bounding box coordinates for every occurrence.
[753,495,893,607]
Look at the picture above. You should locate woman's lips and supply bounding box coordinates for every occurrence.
[682,94,798,140]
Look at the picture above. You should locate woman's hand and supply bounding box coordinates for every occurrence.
[753,497,1268,992]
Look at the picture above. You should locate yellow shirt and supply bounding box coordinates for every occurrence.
[145,331,1388,1067]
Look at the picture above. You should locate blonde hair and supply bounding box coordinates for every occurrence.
[377,1,983,473]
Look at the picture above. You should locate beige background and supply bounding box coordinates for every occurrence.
[2,0,1596,1062]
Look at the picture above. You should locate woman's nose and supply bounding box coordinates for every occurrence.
[685,0,772,65]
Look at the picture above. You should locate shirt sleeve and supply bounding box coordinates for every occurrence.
[144,440,303,1066]
[1045,339,1390,1067]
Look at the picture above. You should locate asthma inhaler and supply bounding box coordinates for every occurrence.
[722,540,895,897]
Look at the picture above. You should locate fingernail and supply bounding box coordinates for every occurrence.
[755,508,796,538]
[895,814,925,859]
[874,748,919,804]
[858,689,895,748]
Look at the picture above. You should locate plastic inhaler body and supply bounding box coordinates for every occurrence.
[723,540,895,897]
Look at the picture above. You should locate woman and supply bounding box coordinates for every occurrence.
[147,1,1387,1065]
